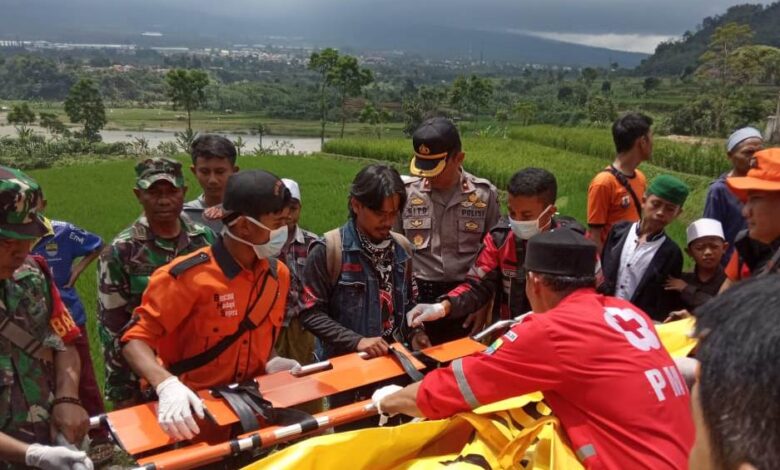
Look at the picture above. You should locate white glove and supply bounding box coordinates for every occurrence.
[25,443,94,470]
[406,303,446,328]
[371,384,403,426]
[265,356,302,374]
[156,376,205,441]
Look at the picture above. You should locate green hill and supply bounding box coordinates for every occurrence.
[637,2,780,76]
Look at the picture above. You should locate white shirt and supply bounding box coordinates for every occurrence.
[615,222,666,301]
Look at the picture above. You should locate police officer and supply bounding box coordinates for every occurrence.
[398,117,499,344]
[97,157,216,407]
[0,167,92,470]
[380,230,694,469]
[122,170,298,441]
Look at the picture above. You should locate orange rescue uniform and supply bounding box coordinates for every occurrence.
[587,167,646,243]
[122,238,290,390]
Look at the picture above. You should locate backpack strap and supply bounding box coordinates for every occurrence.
[602,166,642,220]
[324,229,343,287]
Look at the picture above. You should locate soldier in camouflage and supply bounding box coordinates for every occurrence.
[0,166,93,470]
[97,157,215,407]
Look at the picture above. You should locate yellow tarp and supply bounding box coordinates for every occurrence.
[246,318,696,470]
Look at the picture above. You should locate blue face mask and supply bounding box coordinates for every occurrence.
[223,216,288,260]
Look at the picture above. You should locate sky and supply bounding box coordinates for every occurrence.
[161,0,773,53]
[3,0,774,53]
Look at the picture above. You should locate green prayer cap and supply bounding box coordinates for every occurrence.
[646,174,689,207]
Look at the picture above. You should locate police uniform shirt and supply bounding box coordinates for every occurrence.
[400,171,499,282]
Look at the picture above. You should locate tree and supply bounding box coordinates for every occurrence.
[697,22,754,87]
[587,95,618,125]
[359,103,391,139]
[450,75,493,124]
[7,103,36,139]
[330,55,373,138]
[254,122,268,150]
[513,100,537,126]
[165,69,209,133]
[581,67,599,87]
[557,86,574,103]
[38,112,70,138]
[64,78,106,142]
[643,77,662,94]
[308,48,340,146]
[601,80,612,95]
[233,136,246,157]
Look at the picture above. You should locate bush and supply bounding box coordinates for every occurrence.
[0,136,130,170]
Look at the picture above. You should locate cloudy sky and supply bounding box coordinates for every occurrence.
[3,0,773,53]
[170,0,773,53]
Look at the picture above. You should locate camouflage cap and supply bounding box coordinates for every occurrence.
[135,157,185,190]
[0,166,47,240]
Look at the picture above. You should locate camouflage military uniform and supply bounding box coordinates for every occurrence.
[97,157,216,404]
[97,216,214,403]
[1,257,79,446]
[0,166,81,468]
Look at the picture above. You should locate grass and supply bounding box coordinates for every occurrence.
[508,125,728,178]
[29,154,370,402]
[323,137,712,252]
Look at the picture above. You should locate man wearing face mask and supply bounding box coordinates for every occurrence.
[121,170,296,441]
[407,168,585,327]
[397,117,499,344]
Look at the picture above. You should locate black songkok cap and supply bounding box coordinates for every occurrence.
[524,229,597,277]
[221,170,290,219]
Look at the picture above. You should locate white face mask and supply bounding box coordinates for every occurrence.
[223,215,288,260]
[509,205,553,240]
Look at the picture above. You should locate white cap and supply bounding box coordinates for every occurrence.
[686,218,725,245]
[282,178,301,201]
[726,127,763,153]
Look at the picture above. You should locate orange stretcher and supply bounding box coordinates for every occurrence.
[133,399,378,470]
[91,337,487,460]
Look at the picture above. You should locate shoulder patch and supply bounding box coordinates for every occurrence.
[470,175,497,190]
[170,252,210,278]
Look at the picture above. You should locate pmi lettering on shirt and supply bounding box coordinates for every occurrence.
[215,292,238,317]
[603,306,689,402]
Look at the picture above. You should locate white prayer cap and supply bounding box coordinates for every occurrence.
[686,218,725,245]
[726,127,763,153]
[282,178,301,201]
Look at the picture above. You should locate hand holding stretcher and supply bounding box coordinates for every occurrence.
[89,337,487,468]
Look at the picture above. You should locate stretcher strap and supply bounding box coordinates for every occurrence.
[211,381,318,435]
[212,385,263,432]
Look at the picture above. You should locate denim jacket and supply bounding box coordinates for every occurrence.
[299,219,416,358]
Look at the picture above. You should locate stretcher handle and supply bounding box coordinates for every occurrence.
[290,360,333,377]
[132,399,379,470]
[471,311,533,342]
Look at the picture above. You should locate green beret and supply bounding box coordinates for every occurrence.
[646,174,689,207]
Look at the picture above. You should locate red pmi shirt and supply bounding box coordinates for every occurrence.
[417,289,694,470]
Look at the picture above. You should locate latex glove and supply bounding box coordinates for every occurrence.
[265,356,302,374]
[25,443,94,470]
[371,384,403,426]
[156,376,205,441]
[406,303,446,328]
[53,433,91,470]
